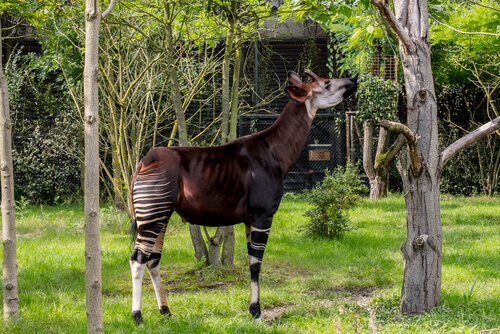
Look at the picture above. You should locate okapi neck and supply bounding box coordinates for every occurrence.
[265,100,314,175]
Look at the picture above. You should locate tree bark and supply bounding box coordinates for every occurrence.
[371,0,442,314]
[397,28,442,316]
[164,1,188,147]
[162,1,210,264]
[189,224,208,262]
[1,22,20,318]
[362,123,403,199]
[369,0,500,315]
[204,0,240,268]
[221,0,237,145]
[84,1,104,332]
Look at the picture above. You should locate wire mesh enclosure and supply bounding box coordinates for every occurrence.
[12,134,82,204]
[239,113,362,192]
[359,54,398,82]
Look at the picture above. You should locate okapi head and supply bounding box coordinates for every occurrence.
[285,70,357,118]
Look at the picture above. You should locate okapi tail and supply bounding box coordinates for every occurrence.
[129,217,138,252]
[129,161,142,252]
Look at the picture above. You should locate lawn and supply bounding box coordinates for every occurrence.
[1,195,499,333]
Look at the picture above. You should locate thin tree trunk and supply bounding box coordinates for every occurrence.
[362,122,377,198]
[163,1,209,262]
[229,31,242,141]
[189,224,208,262]
[221,226,235,266]
[1,22,20,318]
[220,0,236,145]
[83,1,104,332]
[222,29,242,267]
[206,227,224,268]
[164,1,187,147]
[205,0,239,267]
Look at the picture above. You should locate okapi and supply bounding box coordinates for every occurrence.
[129,70,357,323]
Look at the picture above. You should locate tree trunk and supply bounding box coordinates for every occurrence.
[397,32,442,316]
[391,0,442,313]
[369,167,389,199]
[1,26,20,318]
[163,1,210,263]
[371,0,442,313]
[220,0,236,145]
[164,1,188,147]
[372,0,500,315]
[221,226,235,266]
[207,228,224,268]
[203,0,240,268]
[362,122,396,199]
[229,31,242,141]
[83,1,104,332]
[189,224,208,262]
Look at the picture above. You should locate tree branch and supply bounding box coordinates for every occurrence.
[440,116,500,169]
[429,14,499,36]
[376,133,406,168]
[102,0,118,19]
[363,122,377,180]
[370,0,414,51]
[464,0,500,12]
[380,120,422,176]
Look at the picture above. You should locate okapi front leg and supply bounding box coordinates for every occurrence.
[245,222,271,320]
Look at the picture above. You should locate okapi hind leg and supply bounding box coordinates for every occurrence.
[146,222,171,317]
[130,221,171,323]
[130,217,172,323]
[130,165,177,323]
[245,220,271,320]
[130,255,146,324]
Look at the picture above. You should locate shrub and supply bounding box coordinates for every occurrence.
[356,73,401,124]
[6,50,83,204]
[302,164,367,239]
[438,121,482,196]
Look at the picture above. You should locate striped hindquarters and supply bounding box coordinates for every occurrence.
[132,170,175,260]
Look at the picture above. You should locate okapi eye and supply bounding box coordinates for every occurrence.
[325,83,331,90]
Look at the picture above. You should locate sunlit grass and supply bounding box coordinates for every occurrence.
[1,194,499,333]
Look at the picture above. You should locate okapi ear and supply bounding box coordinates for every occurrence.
[287,71,302,86]
[285,84,310,103]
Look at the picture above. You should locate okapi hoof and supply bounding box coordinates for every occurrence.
[132,310,143,324]
[160,305,171,316]
[249,302,261,320]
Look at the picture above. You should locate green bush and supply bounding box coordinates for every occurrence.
[438,121,482,196]
[302,164,367,239]
[6,50,82,204]
[356,73,401,124]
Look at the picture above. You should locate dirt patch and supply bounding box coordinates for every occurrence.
[310,286,377,302]
[161,265,247,294]
[261,304,295,323]
[160,261,311,294]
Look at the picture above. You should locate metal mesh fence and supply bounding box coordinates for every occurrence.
[12,133,83,204]
[240,113,359,192]
[239,112,403,193]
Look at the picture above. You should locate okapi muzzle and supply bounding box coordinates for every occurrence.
[128,69,358,323]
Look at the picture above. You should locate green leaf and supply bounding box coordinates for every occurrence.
[338,5,352,18]
[359,0,370,10]
[373,26,384,38]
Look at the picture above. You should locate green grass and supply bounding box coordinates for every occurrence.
[1,195,499,333]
